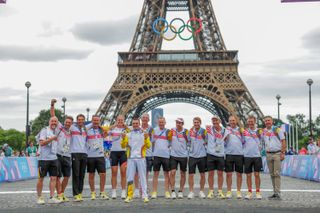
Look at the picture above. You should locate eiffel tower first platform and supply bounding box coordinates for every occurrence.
[96,0,264,126]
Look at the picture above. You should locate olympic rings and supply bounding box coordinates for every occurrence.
[152,17,202,41]
[186,17,202,34]
[161,25,177,41]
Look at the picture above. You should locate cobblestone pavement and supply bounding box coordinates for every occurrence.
[0,172,319,213]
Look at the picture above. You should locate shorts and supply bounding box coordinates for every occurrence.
[170,156,188,172]
[110,151,127,167]
[57,154,71,177]
[87,157,106,173]
[225,155,244,173]
[244,157,263,174]
[188,157,207,174]
[153,156,170,172]
[146,156,153,172]
[38,160,59,178]
[207,154,225,171]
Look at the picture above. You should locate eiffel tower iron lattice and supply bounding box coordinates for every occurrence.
[96,0,264,126]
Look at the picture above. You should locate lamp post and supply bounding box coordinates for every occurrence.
[86,108,90,122]
[276,94,281,121]
[25,81,31,147]
[307,79,313,136]
[62,97,67,120]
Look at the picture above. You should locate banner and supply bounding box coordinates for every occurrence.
[0,157,110,183]
[263,154,320,182]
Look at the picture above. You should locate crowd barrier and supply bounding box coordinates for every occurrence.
[0,157,111,183]
[262,154,320,182]
[1,155,319,183]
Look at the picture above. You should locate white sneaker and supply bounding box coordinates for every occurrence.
[199,191,206,199]
[134,189,140,198]
[177,191,183,199]
[48,197,61,204]
[171,191,177,199]
[187,191,194,199]
[37,196,45,205]
[111,189,117,199]
[121,190,126,199]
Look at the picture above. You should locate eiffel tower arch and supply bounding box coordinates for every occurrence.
[96,0,264,126]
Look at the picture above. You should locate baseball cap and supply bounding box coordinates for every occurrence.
[175,118,184,123]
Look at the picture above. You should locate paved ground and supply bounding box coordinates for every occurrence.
[0,171,319,213]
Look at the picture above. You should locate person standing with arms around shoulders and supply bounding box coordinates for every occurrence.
[187,117,207,199]
[86,115,109,200]
[70,113,88,202]
[36,117,61,205]
[206,116,228,199]
[169,118,189,199]
[243,115,263,200]
[151,117,172,199]
[50,99,73,202]
[107,115,129,199]
[261,116,286,200]
[121,117,151,203]
[225,116,244,199]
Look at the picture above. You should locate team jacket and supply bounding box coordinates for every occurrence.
[121,129,151,159]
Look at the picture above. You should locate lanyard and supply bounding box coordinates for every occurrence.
[212,127,225,144]
[247,129,259,144]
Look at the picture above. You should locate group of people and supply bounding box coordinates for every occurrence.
[36,99,287,205]
[0,141,38,157]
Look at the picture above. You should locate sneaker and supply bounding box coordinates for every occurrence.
[226,191,232,199]
[74,194,81,202]
[91,192,96,200]
[151,192,157,199]
[134,189,140,198]
[100,191,109,200]
[217,190,225,199]
[268,194,277,199]
[124,197,132,203]
[199,191,206,199]
[121,190,126,199]
[273,194,281,200]
[79,193,84,201]
[165,191,171,199]
[48,197,62,204]
[255,192,262,200]
[111,190,117,199]
[207,190,214,199]
[177,191,183,199]
[57,194,64,202]
[171,191,177,199]
[37,196,45,205]
[62,193,69,202]
[143,197,150,203]
[187,191,194,199]
[245,192,253,200]
[236,191,242,199]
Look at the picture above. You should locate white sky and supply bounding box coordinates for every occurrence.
[0,0,320,130]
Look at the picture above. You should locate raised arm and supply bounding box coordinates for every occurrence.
[50,99,57,117]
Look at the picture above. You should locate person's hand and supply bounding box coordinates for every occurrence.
[144,133,148,139]
[280,153,285,161]
[121,133,126,138]
[51,99,57,105]
[50,136,58,141]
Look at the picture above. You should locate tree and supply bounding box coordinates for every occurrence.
[0,129,25,151]
[31,109,63,136]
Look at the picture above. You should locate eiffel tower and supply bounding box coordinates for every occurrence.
[96,0,264,126]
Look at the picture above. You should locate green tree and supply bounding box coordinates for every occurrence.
[31,109,63,136]
[0,129,25,151]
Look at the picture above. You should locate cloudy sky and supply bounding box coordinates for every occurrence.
[0,0,319,130]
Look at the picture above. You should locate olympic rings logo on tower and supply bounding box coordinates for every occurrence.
[152,17,203,41]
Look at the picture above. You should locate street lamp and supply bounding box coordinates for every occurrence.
[276,94,281,121]
[307,79,313,136]
[25,81,31,147]
[62,97,67,120]
[86,108,90,122]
